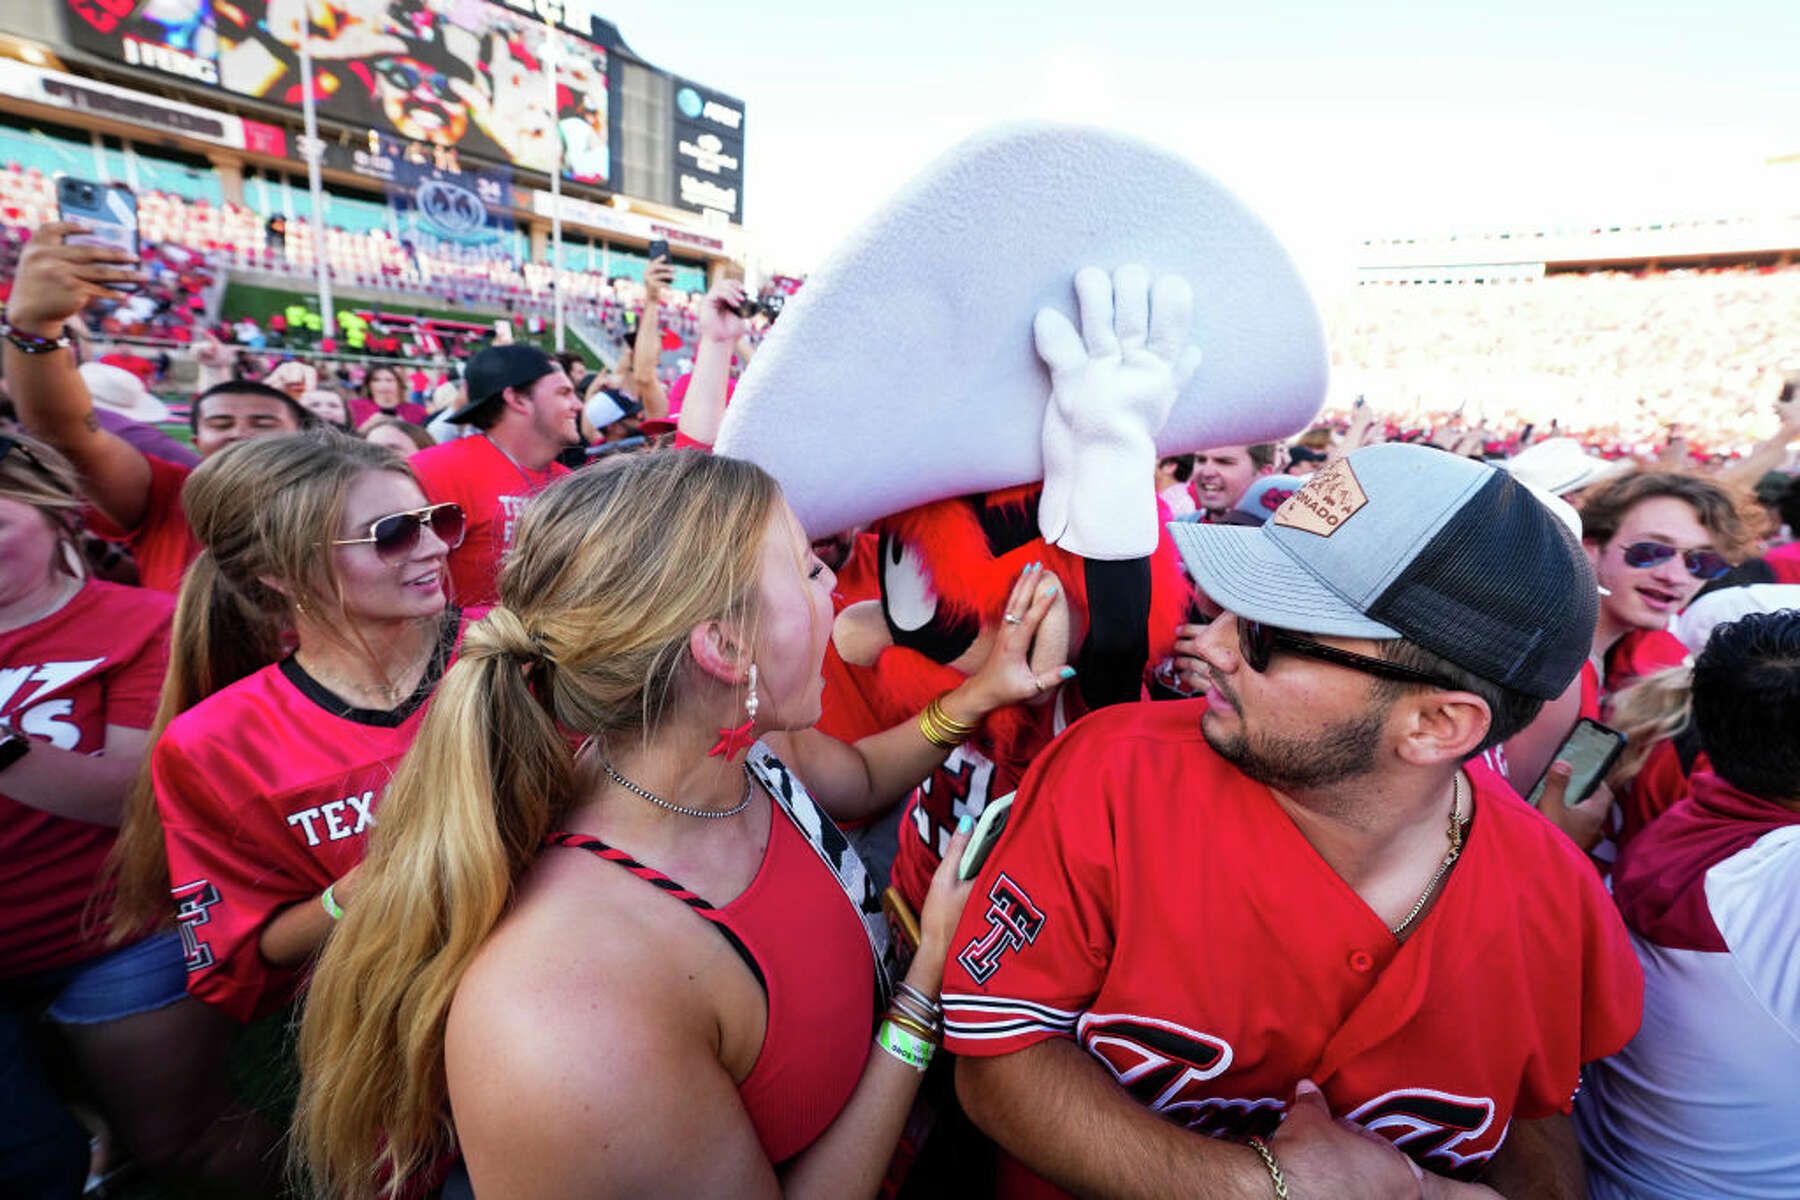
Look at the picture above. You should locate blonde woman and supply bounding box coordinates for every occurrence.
[297,450,1067,1199]
[108,429,470,1023]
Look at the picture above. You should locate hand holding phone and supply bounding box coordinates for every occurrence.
[5,221,138,334]
[1525,718,1626,810]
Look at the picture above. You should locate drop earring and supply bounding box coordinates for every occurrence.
[708,663,759,760]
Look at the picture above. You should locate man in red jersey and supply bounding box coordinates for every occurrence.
[408,345,581,605]
[2,224,312,592]
[947,444,1643,1200]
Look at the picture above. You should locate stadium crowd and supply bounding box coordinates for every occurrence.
[2,199,1798,1200]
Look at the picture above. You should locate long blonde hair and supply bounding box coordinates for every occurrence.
[294,450,780,1200]
[106,429,416,939]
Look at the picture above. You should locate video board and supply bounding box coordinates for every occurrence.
[669,75,744,224]
[62,0,611,185]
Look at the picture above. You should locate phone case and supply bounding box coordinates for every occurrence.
[958,791,1017,880]
[58,178,138,258]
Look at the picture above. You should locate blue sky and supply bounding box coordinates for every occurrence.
[616,1,1800,283]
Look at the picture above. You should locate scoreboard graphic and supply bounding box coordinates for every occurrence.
[63,0,611,185]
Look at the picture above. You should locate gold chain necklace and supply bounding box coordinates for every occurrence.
[1388,773,1466,938]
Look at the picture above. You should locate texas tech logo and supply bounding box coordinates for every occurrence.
[915,745,998,855]
[1346,1088,1501,1174]
[956,873,1044,983]
[1078,1013,1283,1138]
[171,879,222,973]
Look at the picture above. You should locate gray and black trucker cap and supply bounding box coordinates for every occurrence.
[1167,442,1597,700]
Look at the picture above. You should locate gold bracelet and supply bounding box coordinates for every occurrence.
[919,694,979,748]
[883,1008,941,1048]
[1245,1137,1289,1200]
[922,696,974,742]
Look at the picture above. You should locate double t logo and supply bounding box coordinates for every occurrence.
[956,873,1045,983]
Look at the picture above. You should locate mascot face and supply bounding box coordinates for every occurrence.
[833,488,1078,712]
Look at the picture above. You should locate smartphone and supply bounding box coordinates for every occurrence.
[1525,718,1627,809]
[958,792,1017,881]
[57,176,138,290]
[647,238,669,263]
[728,293,785,321]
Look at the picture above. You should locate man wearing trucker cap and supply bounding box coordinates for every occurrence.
[409,344,581,605]
[945,443,1643,1199]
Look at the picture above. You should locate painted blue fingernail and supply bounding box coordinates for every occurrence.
[957,815,974,834]
[1059,666,1077,680]
[1045,583,1060,599]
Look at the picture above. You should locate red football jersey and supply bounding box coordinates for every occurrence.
[943,701,1642,1191]
[154,613,468,1021]
[1762,540,1800,583]
[409,436,568,606]
[888,691,1076,913]
[86,453,200,594]
[0,581,173,977]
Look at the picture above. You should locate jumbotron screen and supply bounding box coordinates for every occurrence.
[62,0,611,185]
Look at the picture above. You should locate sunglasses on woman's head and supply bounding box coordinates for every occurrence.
[330,503,466,563]
[1618,540,1729,581]
[1237,617,1463,691]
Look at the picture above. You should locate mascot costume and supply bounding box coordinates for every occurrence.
[717,121,1326,934]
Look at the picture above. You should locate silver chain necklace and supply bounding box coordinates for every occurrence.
[600,758,753,819]
[1388,773,1467,938]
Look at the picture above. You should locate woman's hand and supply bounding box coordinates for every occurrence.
[954,564,1074,717]
[910,823,975,993]
[5,223,142,335]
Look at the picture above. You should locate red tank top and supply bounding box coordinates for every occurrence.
[544,805,874,1164]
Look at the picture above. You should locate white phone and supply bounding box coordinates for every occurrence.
[958,792,1016,881]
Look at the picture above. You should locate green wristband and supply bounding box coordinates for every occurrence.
[320,883,344,921]
[877,1019,934,1072]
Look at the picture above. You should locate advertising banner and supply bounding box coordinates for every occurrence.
[668,76,745,224]
[529,189,654,241]
[61,0,610,184]
[0,57,266,152]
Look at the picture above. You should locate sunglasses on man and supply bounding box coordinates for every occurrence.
[1237,617,1464,691]
[330,503,466,563]
[1617,540,1729,581]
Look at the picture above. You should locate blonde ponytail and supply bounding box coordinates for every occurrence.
[294,610,570,1199]
[106,547,288,938]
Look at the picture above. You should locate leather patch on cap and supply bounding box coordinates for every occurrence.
[1271,458,1367,536]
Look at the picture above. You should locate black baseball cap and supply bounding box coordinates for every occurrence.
[447,345,557,424]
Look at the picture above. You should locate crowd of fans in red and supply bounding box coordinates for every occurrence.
[2,190,1798,1200]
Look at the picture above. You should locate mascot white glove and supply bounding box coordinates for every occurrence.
[1035,265,1202,560]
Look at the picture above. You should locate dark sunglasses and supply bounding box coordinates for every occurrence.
[376,59,452,97]
[1618,540,1729,581]
[330,503,466,562]
[1238,618,1463,691]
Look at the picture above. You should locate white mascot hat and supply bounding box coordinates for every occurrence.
[716,122,1329,537]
